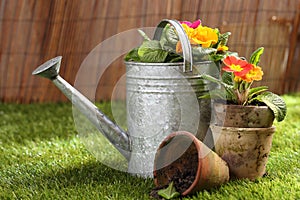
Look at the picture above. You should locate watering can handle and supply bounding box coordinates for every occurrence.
[153,19,193,72]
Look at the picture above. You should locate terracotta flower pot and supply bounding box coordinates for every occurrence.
[153,131,229,196]
[213,103,274,128]
[211,125,275,180]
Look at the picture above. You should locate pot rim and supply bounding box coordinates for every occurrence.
[214,103,270,110]
[210,125,276,132]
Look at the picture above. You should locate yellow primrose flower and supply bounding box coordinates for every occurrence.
[191,26,218,47]
[242,65,264,83]
[181,23,195,39]
[217,45,229,51]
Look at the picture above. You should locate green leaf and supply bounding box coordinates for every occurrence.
[254,92,287,122]
[165,52,183,63]
[137,29,151,41]
[193,47,217,61]
[201,74,233,90]
[222,71,233,85]
[157,182,180,199]
[160,25,171,50]
[219,32,231,46]
[250,47,264,65]
[137,40,169,62]
[200,74,236,102]
[193,47,217,56]
[247,86,268,100]
[138,40,161,57]
[165,25,179,45]
[209,54,226,62]
[140,49,169,62]
[124,47,140,61]
[160,25,178,54]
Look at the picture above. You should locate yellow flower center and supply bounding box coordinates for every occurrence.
[230,64,243,72]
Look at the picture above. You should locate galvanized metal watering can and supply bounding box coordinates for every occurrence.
[32,19,219,177]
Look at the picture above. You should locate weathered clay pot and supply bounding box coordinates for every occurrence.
[213,103,274,128]
[211,125,275,180]
[153,131,229,196]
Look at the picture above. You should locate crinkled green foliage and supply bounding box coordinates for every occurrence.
[252,92,287,122]
[137,40,169,63]
[125,25,231,63]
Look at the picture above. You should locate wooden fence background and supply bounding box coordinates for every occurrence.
[0,0,299,103]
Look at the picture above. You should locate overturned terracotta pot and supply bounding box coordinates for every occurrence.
[211,125,275,180]
[213,103,274,128]
[153,131,229,196]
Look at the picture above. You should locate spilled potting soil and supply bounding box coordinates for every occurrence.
[151,143,198,198]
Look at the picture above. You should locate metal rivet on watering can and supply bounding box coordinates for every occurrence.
[153,131,229,196]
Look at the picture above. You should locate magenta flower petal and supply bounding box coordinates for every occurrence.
[190,19,201,28]
[180,19,201,29]
[181,21,192,27]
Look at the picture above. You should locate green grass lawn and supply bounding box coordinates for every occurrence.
[0,94,299,199]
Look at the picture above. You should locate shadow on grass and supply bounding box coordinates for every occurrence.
[4,158,153,197]
[42,160,134,186]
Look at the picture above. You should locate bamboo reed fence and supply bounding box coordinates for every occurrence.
[0,0,299,103]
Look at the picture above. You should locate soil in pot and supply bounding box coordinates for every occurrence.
[151,138,198,198]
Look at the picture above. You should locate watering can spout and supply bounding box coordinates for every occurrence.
[32,56,131,160]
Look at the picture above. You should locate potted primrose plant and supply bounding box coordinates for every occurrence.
[200,47,287,180]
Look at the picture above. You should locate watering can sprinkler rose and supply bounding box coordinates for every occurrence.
[32,19,231,179]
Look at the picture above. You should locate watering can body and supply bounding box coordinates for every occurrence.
[125,61,218,176]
